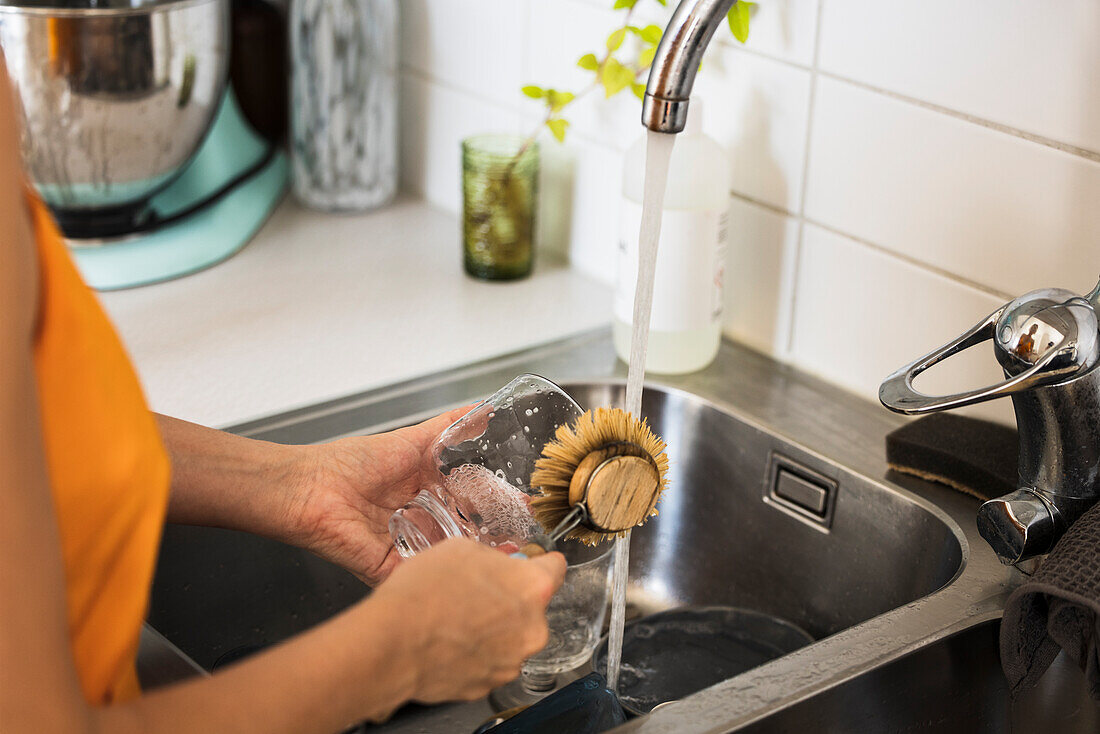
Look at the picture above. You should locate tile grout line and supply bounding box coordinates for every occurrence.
[712,35,815,73]
[814,70,1100,165]
[519,0,534,138]
[801,218,1015,302]
[713,35,1100,166]
[783,0,826,359]
[728,190,795,218]
[399,66,631,154]
[728,189,1016,304]
[399,65,523,116]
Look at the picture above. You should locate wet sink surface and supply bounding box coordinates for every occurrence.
[563,383,961,642]
[144,331,1093,732]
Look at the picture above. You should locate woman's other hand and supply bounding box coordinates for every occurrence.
[367,538,567,704]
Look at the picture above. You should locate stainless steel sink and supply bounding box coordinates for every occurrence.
[555,383,961,642]
[142,330,1098,732]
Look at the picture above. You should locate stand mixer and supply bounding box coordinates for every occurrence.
[0,0,287,290]
[881,278,1100,565]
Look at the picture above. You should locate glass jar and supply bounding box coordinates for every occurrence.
[462,134,538,280]
[490,538,614,708]
[524,540,613,683]
[389,374,582,557]
[289,0,398,211]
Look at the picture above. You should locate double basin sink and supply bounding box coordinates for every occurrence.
[141,330,1098,732]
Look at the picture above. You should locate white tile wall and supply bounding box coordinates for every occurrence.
[723,197,800,356]
[545,133,625,281]
[716,0,819,67]
[399,0,529,108]
[818,0,1100,154]
[790,225,1014,425]
[399,0,1100,425]
[695,45,812,212]
[525,0,647,151]
[805,76,1100,298]
[399,73,523,213]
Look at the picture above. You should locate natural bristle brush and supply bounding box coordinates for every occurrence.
[518,407,669,556]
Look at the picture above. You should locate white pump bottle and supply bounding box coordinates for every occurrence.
[613,102,731,374]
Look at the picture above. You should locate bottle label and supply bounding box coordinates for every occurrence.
[615,200,728,332]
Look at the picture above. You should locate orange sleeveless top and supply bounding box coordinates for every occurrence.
[29,194,171,704]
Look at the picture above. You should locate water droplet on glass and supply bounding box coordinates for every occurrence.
[480,526,489,534]
[532,407,539,413]
[490,541,497,547]
[523,425,530,433]
[525,409,533,416]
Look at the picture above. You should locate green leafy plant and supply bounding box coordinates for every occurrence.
[481,0,755,239]
[519,0,756,149]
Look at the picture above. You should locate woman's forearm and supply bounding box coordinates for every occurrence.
[156,414,315,544]
[97,594,419,734]
[89,537,565,734]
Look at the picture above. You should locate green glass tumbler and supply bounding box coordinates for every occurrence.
[462,134,538,280]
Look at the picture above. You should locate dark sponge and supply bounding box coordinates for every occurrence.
[885,413,1018,501]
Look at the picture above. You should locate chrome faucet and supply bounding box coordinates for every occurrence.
[642,0,738,133]
[880,278,1100,565]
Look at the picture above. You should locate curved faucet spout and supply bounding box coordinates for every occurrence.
[643,0,738,133]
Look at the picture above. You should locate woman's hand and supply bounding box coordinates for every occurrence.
[287,406,473,586]
[159,404,485,586]
[367,538,567,704]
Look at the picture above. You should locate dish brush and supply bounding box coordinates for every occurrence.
[521,407,669,554]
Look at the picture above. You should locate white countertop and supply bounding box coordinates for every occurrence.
[100,196,613,428]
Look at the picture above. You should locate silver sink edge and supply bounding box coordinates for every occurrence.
[151,328,1025,731]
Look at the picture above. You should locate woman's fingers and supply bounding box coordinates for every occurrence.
[368,539,565,704]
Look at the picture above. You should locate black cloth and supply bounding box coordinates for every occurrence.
[1000,501,1100,700]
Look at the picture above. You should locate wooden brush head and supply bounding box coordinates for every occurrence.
[530,407,669,545]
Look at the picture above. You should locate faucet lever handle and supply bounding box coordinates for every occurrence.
[879,306,1079,415]
[1087,275,1100,311]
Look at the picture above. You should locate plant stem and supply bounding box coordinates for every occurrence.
[505,4,641,179]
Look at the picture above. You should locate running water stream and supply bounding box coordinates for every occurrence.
[605,129,676,693]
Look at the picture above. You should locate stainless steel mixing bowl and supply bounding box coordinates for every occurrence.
[0,0,229,223]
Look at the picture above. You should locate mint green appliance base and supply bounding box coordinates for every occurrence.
[70,92,288,291]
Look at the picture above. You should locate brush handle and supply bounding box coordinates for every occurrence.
[511,533,556,559]
[517,543,547,558]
